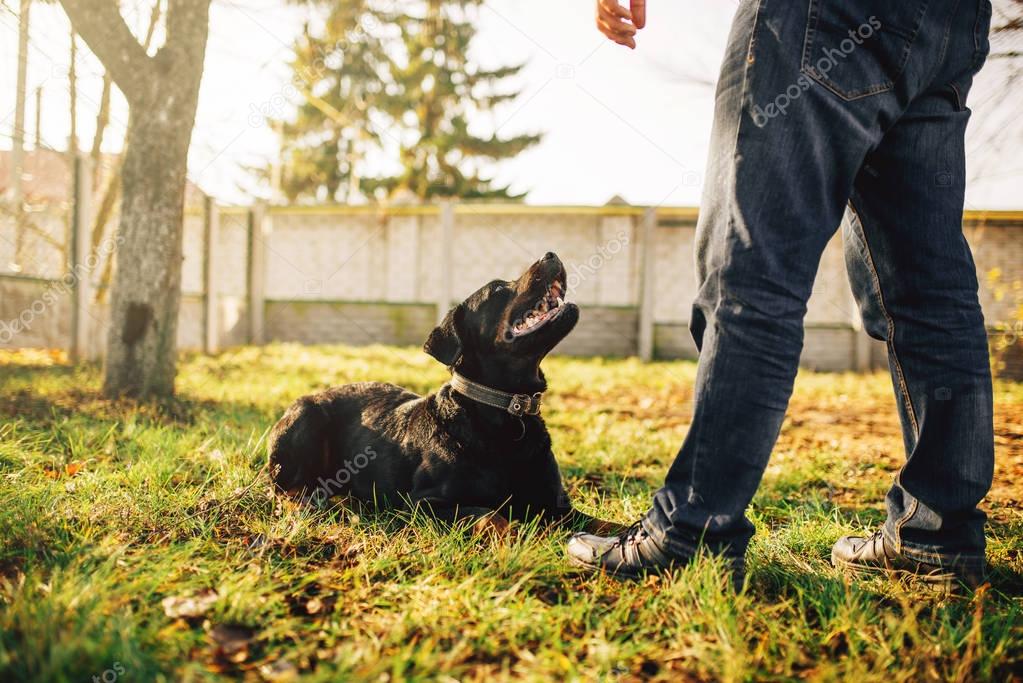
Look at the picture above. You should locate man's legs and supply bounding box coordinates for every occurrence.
[568,0,991,581]
[640,0,902,562]
[569,0,898,572]
[833,4,993,580]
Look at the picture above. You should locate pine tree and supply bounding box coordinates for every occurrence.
[279,1,395,202]
[385,0,540,199]
[278,0,541,202]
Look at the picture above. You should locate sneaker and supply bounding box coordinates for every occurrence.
[566,520,745,589]
[831,529,985,593]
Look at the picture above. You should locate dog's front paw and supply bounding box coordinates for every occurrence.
[472,512,512,540]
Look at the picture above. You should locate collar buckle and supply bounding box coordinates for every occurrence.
[508,392,542,417]
[449,371,544,417]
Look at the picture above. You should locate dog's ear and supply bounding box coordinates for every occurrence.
[424,304,464,366]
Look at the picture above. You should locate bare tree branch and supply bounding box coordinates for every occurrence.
[157,0,211,71]
[58,0,152,99]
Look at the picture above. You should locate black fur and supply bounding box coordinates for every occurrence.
[268,253,614,531]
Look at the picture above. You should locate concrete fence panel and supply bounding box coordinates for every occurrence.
[3,190,1023,374]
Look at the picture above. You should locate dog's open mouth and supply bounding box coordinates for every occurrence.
[511,278,568,337]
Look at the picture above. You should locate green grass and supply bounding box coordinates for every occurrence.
[1,344,1021,681]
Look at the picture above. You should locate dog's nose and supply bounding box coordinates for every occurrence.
[542,252,557,262]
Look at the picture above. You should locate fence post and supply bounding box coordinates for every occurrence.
[437,201,455,324]
[637,207,657,362]
[203,195,220,353]
[69,155,92,362]
[248,201,267,345]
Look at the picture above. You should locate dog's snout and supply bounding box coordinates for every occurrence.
[530,252,564,284]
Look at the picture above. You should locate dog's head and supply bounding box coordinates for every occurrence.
[424,252,579,388]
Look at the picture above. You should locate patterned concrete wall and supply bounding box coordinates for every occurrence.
[966,223,1023,326]
[0,276,71,349]
[653,223,855,325]
[259,299,636,358]
[216,211,251,348]
[264,301,436,347]
[3,205,1023,372]
[557,306,638,357]
[0,209,68,280]
[652,225,697,323]
[449,211,631,306]
[653,323,699,361]
[653,323,884,372]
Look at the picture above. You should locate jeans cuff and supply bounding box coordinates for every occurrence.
[641,513,748,563]
[882,526,986,569]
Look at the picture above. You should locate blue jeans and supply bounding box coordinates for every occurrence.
[644,0,994,568]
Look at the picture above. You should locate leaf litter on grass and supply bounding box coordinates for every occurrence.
[1,346,1021,681]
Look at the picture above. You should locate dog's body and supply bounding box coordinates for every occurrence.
[269,253,612,531]
[268,381,573,522]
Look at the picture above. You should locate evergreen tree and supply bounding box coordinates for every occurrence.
[280,2,395,202]
[278,0,540,202]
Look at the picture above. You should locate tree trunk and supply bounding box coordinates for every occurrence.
[102,98,195,396]
[104,49,207,395]
[59,0,209,397]
[89,1,166,304]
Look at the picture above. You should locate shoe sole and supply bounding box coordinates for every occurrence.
[831,552,977,595]
[567,554,745,591]
[566,554,645,581]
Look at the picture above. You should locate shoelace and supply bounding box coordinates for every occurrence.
[855,529,887,554]
[615,520,646,548]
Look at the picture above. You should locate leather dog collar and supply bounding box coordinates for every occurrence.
[449,371,543,417]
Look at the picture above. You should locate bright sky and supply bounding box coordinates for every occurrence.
[1,0,1020,208]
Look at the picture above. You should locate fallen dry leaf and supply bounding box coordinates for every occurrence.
[207,623,256,664]
[305,596,323,614]
[42,462,86,479]
[259,659,298,682]
[161,588,218,619]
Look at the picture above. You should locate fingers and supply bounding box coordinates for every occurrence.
[596,0,639,49]
[601,0,632,21]
[598,18,637,49]
[631,0,646,29]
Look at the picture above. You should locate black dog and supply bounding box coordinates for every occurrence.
[268,252,616,533]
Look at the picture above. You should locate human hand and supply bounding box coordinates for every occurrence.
[596,0,646,49]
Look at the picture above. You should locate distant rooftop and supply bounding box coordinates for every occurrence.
[0,148,205,206]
